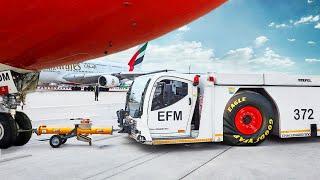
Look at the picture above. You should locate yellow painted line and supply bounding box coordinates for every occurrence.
[153,138,213,145]
[178,130,186,133]
[281,129,310,134]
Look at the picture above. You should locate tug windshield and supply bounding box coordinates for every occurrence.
[126,76,151,118]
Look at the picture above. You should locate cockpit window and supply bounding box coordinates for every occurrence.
[126,76,151,118]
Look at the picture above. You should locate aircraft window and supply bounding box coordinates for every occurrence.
[151,79,188,111]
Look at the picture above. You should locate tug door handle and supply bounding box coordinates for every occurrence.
[189,97,191,105]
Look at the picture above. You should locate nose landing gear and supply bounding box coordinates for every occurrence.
[0,71,38,149]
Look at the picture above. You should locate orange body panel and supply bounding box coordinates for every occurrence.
[0,0,227,71]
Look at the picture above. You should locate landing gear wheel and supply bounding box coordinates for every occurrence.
[0,113,17,149]
[223,91,275,146]
[50,135,62,148]
[13,112,33,146]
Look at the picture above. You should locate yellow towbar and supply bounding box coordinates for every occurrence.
[35,126,113,135]
[34,119,113,148]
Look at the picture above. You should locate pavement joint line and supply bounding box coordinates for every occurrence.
[94,134,122,142]
[0,154,32,164]
[83,152,156,180]
[102,151,170,180]
[179,146,233,180]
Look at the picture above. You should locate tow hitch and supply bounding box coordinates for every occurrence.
[117,109,130,133]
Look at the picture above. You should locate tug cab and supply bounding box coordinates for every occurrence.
[118,73,209,144]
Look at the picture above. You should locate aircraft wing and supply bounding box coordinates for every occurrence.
[112,70,174,80]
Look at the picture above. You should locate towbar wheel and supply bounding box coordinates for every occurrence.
[50,135,63,148]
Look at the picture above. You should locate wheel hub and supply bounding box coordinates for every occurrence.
[0,123,4,140]
[52,137,60,146]
[234,106,263,135]
[242,115,252,125]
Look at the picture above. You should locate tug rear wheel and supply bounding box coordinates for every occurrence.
[223,91,275,146]
[13,112,33,146]
[50,135,63,148]
[0,113,17,149]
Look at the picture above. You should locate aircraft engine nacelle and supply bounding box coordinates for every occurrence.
[98,75,120,88]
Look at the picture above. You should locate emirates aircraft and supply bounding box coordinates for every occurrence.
[39,43,152,91]
[0,1,227,149]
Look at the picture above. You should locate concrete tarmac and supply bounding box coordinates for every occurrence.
[1,91,320,180]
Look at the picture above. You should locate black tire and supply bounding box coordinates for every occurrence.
[50,135,62,148]
[0,113,17,149]
[13,112,33,146]
[223,91,275,146]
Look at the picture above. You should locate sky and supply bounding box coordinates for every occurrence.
[89,0,320,75]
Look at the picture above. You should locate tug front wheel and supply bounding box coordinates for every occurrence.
[223,91,275,146]
[0,113,17,149]
[13,112,33,146]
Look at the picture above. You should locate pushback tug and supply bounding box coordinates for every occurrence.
[117,72,320,145]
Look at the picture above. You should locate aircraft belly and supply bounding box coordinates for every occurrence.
[0,0,227,71]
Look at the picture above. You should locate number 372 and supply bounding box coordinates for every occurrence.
[294,109,314,120]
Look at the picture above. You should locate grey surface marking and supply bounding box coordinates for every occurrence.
[103,152,170,180]
[84,152,155,180]
[179,146,233,180]
[0,154,32,163]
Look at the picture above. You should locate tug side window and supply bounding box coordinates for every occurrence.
[151,79,188,111]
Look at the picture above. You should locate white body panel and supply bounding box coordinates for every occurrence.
[265,87,320,137]
[264,74,320,86]
[214,73,264,85]
[0,70,18,94]
[197,77,215,140]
